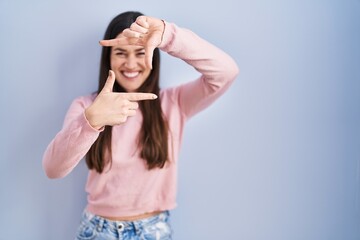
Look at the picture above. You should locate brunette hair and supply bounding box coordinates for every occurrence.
[85,11,169,173]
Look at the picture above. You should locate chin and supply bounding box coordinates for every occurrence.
[125,87,139,93]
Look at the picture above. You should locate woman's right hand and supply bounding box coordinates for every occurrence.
[85,70,157,130]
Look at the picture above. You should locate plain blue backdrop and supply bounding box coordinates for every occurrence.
[1,0,359,239]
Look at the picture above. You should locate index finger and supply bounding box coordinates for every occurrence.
[118,92,158,101]
[99,37,140,47]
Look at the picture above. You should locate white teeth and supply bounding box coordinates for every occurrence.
[123,72,139,78]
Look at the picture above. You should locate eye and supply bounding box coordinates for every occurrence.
[115,52,126,56]
[136,52,145,57]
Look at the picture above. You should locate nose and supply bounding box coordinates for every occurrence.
[124,55,138,69]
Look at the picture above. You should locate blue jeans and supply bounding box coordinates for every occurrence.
[75,210,173,240]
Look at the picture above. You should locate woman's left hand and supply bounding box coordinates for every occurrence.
[100,16,165,69]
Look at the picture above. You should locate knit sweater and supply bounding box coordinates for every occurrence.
[42,21,239,217]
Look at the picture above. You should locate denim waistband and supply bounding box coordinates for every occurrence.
[82,210,170,232]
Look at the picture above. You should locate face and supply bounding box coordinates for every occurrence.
[110,39,151,92]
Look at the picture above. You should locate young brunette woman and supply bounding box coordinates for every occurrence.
[43,11,239,240]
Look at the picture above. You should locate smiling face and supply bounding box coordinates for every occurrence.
[110,43,151,92]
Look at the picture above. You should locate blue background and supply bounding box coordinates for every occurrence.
[1,0,359,239]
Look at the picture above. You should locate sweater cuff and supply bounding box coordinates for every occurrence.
[82,112,104,132]
[157,21,174,51]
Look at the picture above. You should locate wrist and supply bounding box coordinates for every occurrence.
[84,108,103,130]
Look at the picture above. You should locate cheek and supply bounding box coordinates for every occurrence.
[144,67,153,75]
[110,57,124,68]
[143,69,151,78]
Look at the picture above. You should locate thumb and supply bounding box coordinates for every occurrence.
[100,70,115,94]
[145,45,155,69]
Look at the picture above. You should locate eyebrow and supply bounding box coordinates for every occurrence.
[113,47,145,52]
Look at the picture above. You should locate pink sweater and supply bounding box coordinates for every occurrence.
[42,22,239,217]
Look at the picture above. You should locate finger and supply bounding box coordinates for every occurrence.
[100,38,122,47]
[127,109,137,117]
[118,92,157,101]
[100,70,115,93]
[135,16,149,29]
[100,37,131,47]
[145,45,155,69]
[130,22,149,34]
[116,115,128,124]
[128,102,139,110]
[122,29,143,39]
[120,99,139,110]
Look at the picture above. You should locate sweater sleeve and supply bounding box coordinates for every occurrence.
[158,22,239,119]
[42,96,101,179]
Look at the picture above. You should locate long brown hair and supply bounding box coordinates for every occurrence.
[85,11,169,173]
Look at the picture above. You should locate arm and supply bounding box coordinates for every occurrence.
[42,72,157,179]
[159,21,239,118]
[42,96,101,179]
[100,16,239,118]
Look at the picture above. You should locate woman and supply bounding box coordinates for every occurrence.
[43,11,239,240]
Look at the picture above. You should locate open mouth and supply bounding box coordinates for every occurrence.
[122,71,140,78]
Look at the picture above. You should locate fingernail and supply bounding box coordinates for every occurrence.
[108,70,112,76]
[153,94,158,99]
